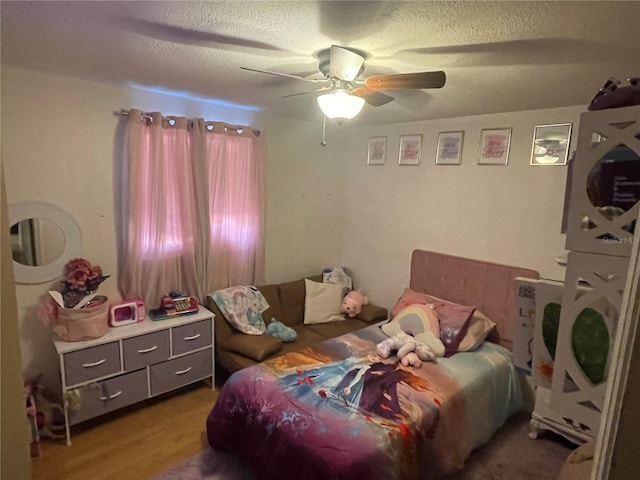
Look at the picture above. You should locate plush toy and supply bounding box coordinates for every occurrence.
[266,318,297,342]
[341,290,369,318]
[24,380,41,457]
[24,376,66,444]
[376,331,437,368]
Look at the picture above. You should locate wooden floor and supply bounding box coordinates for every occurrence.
[31,381,220,480]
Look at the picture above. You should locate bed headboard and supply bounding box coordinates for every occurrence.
[409,249,539,351]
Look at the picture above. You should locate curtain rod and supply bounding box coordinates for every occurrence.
[119,109,260,137]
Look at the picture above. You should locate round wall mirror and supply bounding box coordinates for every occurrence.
[11,218,66,266]
[8,201,82,284]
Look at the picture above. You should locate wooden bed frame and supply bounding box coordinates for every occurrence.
[409,249,539,351]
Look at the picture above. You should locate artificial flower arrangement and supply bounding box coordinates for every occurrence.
[57,258,110,308]
[39,258,110,330]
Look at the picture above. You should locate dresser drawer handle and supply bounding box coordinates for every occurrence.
[183,334,201,341]
[175,367,193,376]
[82,359,106,368]
[137,345,158,354]
[100,390,122,401]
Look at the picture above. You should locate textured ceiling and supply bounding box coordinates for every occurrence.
[2,1,639,126]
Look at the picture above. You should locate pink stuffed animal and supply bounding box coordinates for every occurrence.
[341,290,369,318]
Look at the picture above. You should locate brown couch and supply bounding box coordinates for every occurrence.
[205,275,388,375]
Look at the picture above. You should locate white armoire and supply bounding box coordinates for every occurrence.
[528,105,640,444]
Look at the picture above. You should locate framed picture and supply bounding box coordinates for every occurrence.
[530,123,572,166]
[478,128,511,165]
[398,134,422,165]
[367,136,387,165]
[435,131,464,165]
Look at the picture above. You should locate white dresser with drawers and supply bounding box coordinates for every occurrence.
[53,307,215,445]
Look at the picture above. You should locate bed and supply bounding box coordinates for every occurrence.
[206,250,539,479]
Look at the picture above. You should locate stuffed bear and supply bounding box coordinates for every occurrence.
[341,290,369,318]
[376,331,436,368]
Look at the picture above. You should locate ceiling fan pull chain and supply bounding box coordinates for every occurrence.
[321,116,327,147]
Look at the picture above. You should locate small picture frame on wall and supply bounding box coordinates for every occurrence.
[435,131,464,165]
[398,134,422,165]
[478,128,511,165]
[530,123,572,166]
[367,136,387,165]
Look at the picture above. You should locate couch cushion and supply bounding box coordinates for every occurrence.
[275,326,327,356]
[357,304,389,323]
[205,296,236,343]
[303,279,345,324]
[306,318,370,339]
[278,279,307,326]
[258,283,283,325]
[217,349,262,373]
[219,334,283,362]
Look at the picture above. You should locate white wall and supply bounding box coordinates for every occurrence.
[263,116,345,283]
[333,107,586,311]
[1,65,341,393]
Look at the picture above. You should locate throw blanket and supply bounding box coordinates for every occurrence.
[210,286,269,335]
[207,325,522,479]
[322,266,353,296]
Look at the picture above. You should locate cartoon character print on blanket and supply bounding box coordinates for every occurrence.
[210,286,270,335]
[207,325,524,480]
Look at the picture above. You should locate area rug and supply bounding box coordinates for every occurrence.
[152,447,256,480]
[153,411,574,480]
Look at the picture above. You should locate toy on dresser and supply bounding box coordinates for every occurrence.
[150,291,199,320]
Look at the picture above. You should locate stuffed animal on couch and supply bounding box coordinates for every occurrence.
[376,331,437,368]
[341,290,369,318]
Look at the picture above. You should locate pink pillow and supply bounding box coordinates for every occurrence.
[391,288,476,356]
[390,288,431,318]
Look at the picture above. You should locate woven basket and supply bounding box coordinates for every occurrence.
[53,298,109,342]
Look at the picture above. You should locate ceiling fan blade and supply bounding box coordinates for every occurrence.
[119,17,292,54]
[351,88,395,107]
[329,45,365,81]
[241,66,328,83]
[282,86,333,98]
[364,71,446,90]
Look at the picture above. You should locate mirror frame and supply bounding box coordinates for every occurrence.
[8,201,82,284]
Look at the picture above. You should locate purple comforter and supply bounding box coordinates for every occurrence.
[206,324,521,479]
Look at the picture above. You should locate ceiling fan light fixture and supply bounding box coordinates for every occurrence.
[317,90,365,123]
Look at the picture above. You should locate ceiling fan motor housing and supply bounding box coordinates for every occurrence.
[318,46,366,81]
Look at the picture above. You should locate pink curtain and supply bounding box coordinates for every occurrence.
[118,110,265,307]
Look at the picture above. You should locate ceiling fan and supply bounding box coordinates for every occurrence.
[241,45,446,124]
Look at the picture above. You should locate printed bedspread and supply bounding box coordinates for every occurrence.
[206,324,522,480]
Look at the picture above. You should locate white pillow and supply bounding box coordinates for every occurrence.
[304,279,345,324]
